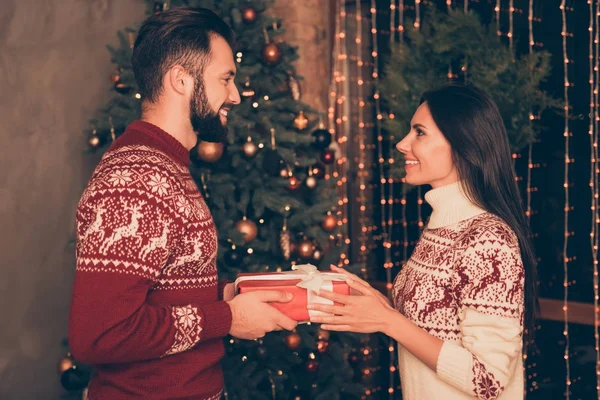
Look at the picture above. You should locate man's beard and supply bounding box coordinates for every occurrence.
[190,77,229,143]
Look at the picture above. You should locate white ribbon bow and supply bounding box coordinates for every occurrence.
[291,264,326,291]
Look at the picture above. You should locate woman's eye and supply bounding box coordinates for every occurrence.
[416,129,424,136]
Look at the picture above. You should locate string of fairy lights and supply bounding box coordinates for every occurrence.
[329,0,351,268]
[331,2,383,397]
[414,1,423,233]
[495,0,501,36]
[526,0,535,223]
[588,0,600,393]
[354,0,370,275]
[595,0,600,394]
[370,1,396,396]
[560,0,572,397]
[329,1,600,398]
[509,0,514,51]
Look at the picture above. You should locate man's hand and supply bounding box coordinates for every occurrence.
[227,290,298,340]
[222,283,235,301]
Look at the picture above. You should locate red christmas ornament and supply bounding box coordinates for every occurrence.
[241,6,258,23]
[316,339,329,353]
[288,175,302,191]
[306,360,319,373]
[320,149,335,165]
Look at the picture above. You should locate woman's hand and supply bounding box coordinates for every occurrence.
[329,265,393,307]
[307,272,396,333]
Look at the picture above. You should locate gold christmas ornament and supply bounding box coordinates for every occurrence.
[241,77,256,98]
[322,212,337,232]
[304,174,317,190]
[88,135,101,148]
[241,6,258,23]
[242,136,258,158]
[293,110,308,131]
[234,217,258,243]
[280,218,291,260]
[288,75,301,101]
[261,42,282,65]
[280,165,292,178]
[197,141,224,163]
[305,176,317,189]
[311,164,325,179]
[127,31,136,49]
[312,248,323,262]
[297,238,315,259]
[284,331,302,350]
[317,328,330,341]
[109,71,120,84]
[114,82,131,94]
[57,354,74,374]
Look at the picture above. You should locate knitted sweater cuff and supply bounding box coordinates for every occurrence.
[436,341,473,392]
[202,301,233,339]
[218,280,233,300]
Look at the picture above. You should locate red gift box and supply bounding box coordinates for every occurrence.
[234,265,350,322]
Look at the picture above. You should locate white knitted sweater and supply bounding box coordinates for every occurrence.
[393,181,524,400]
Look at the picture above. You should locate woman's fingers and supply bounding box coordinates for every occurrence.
[307,303,347,315]
[330,265,372,288]
[345,278,374,296]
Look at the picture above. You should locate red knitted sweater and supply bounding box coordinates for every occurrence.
[68,120,232,400]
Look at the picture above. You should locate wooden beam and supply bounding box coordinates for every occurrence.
[370,281,597,326]
[538,297,596,326]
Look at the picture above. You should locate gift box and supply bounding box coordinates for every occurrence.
[234,264,350,322]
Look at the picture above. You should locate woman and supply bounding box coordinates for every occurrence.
[308,83,537,400]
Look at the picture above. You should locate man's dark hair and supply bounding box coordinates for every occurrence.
[132,7,234,102]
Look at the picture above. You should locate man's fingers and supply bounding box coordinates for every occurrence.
[275,313,298,331]
[253,290,294,303]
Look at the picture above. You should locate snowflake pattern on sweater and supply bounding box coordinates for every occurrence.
[393,213,524,400]
[77,144,218,289]
[76,144,219,356]
[70,122,233,400]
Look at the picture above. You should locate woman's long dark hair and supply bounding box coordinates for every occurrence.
[420,83,538,344]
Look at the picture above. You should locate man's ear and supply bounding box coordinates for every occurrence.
[165,65,193,96]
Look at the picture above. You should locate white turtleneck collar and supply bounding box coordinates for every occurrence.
[424,181,487,229]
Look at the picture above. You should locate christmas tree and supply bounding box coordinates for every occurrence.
[66,1,364,399]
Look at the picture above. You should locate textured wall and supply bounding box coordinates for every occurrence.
[0,1,145,399]
[272,0,331,113]
[0,1,329,399]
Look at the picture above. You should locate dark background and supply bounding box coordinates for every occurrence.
[367,0,595,398]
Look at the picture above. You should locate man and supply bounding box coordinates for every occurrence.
[68,7,297,400]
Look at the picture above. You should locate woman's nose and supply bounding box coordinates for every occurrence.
[396,136,410,154]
